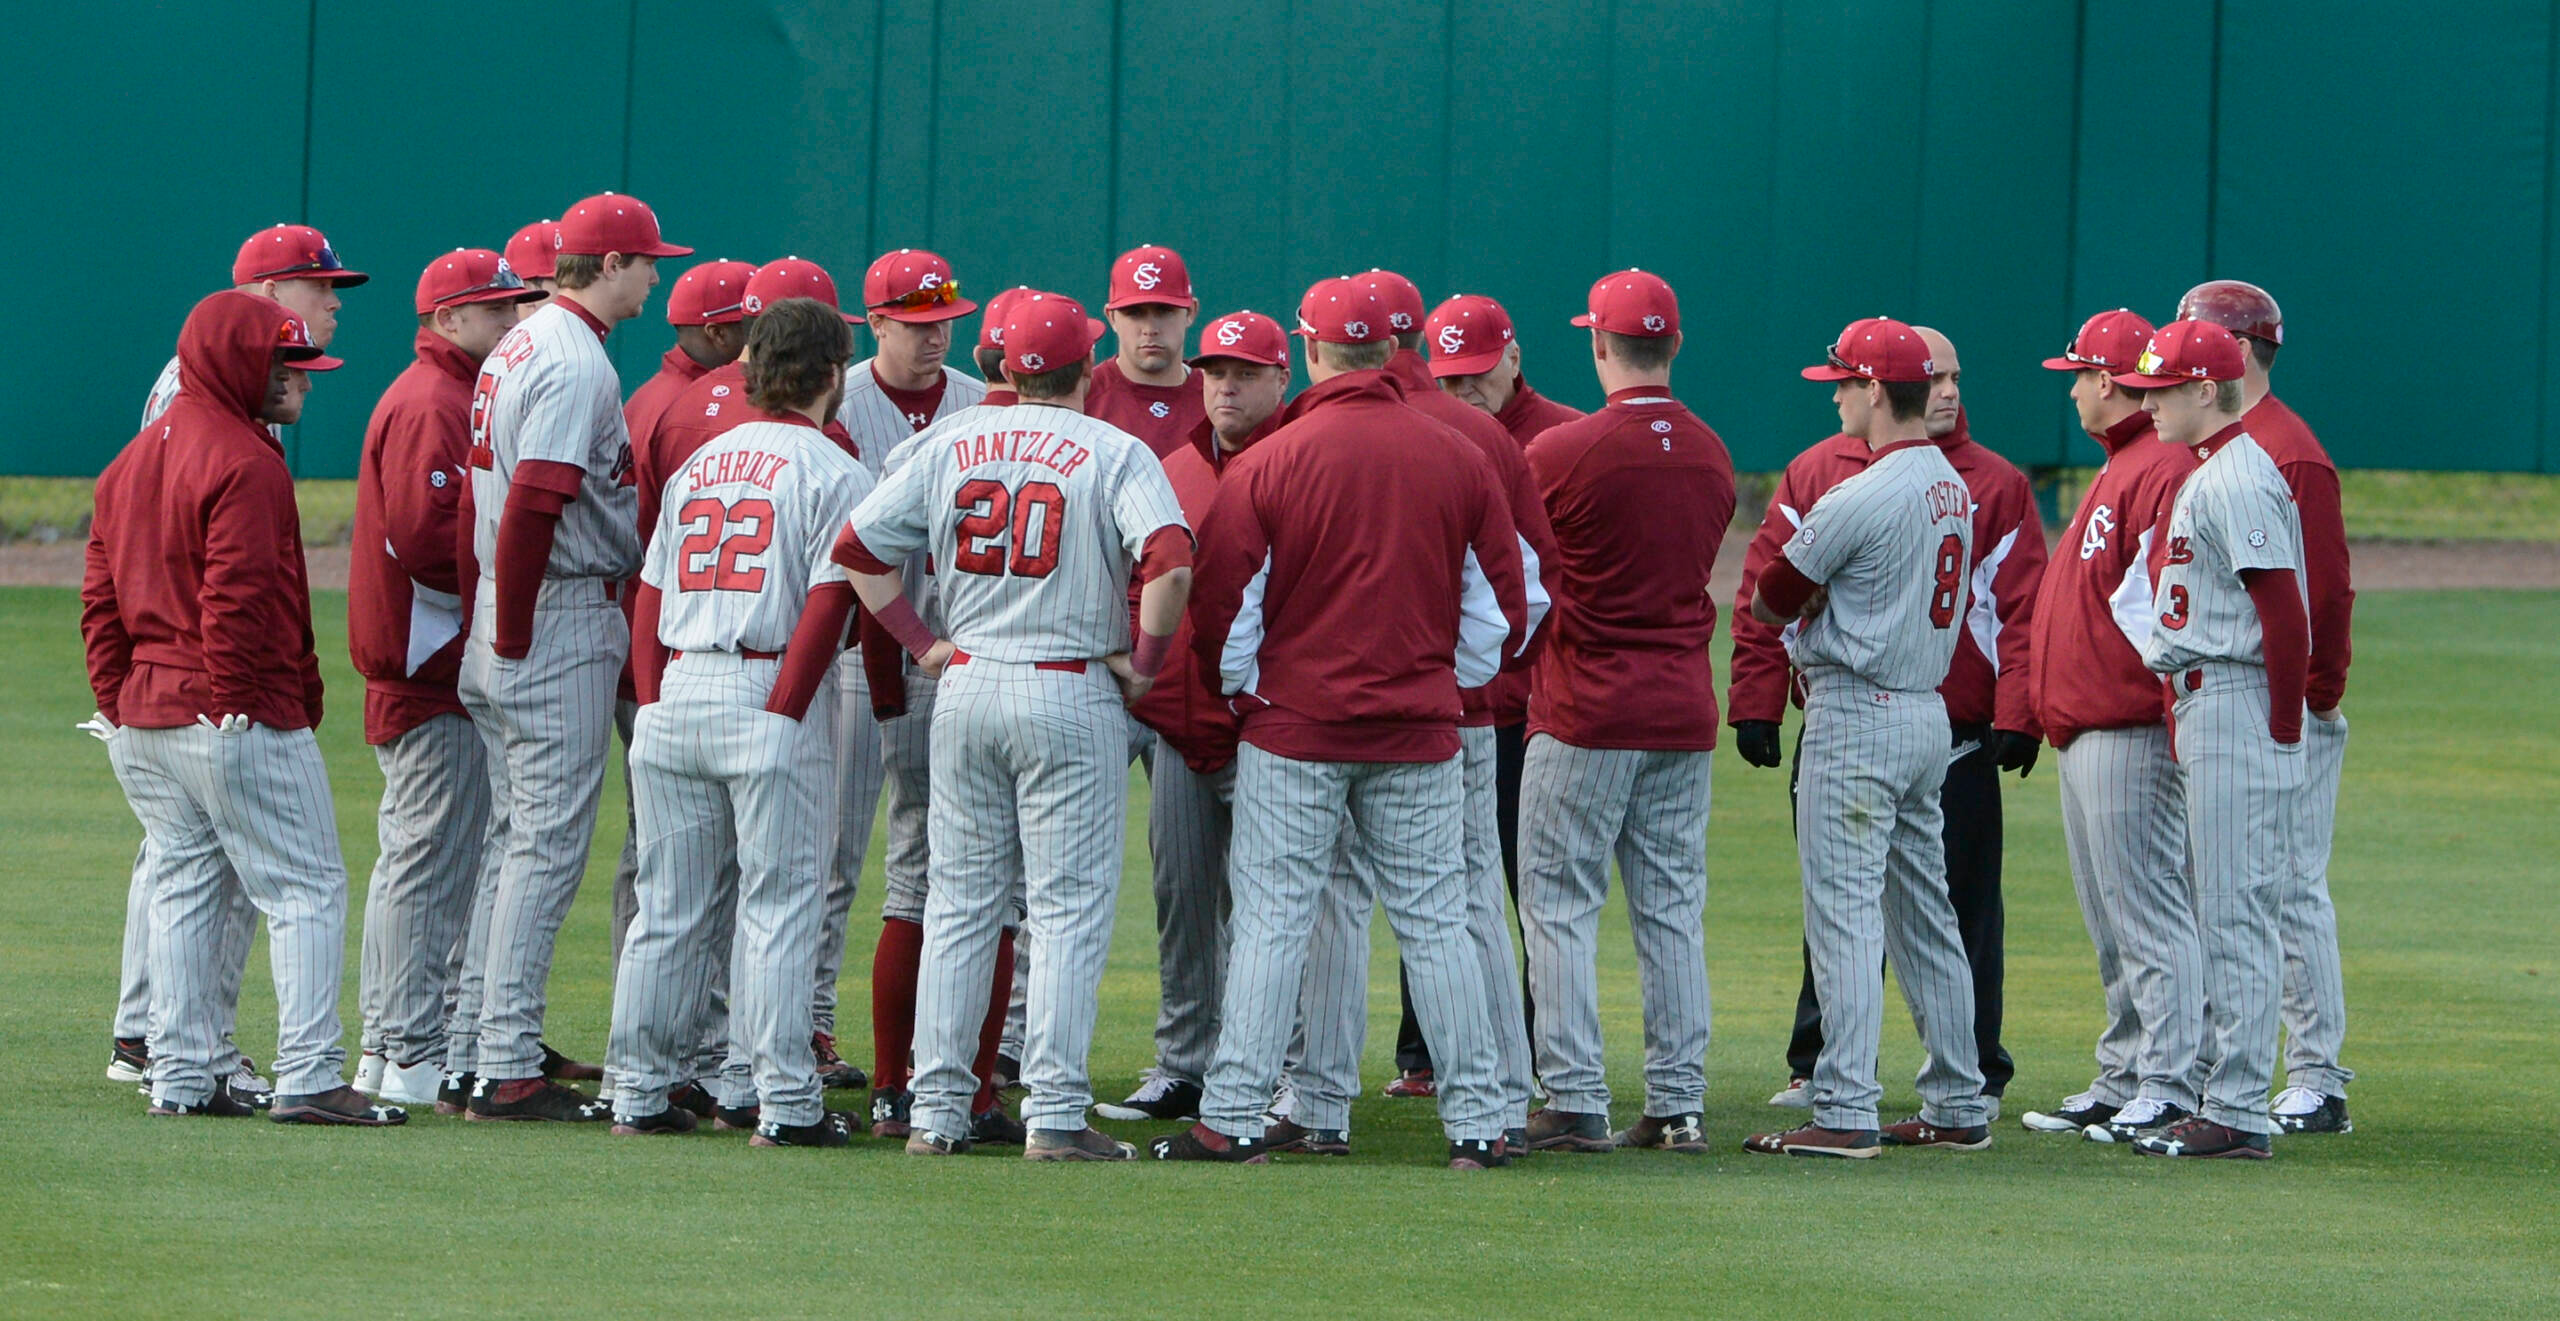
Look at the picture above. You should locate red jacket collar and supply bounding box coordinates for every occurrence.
[1386,349,1436,394]
[415,327,481,383]
[2093,409,2155,455]
[1185,411,1283,472]
[2193,419,2250,462]
[657,344,713,381]
[1277,368,1404,425]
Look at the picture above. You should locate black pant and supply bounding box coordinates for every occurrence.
[1784,721,2013,1095]
[1394,721,1529,1073]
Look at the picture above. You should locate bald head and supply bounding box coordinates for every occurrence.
[1913,325,1961,438]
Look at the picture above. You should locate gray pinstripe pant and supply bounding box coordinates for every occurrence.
[610,699,639,980]
[608,653,838,1127]
[1003,714,1153,1062]
[1146,755,1234,1086]
[870,669,936,925]
[115,722,350,1104]
[357,713,491,1067]
[1517,737,1713,1118]
[112,775,257,1072]
[815,648,888,1035]
[2171,663,2305,1135]
[2055,723,2203,1108]
[454,580,626,1081]
[2281,711,2352,1094]
[909,660,1126,1140]
[1206,745,1501,1143]
[1796,676,1988,1130]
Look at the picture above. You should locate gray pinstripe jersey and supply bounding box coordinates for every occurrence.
[468,301,641,580]
[1783,441,1974,691]
[642,419,873,653]
[835,359,988,482]
[847,405,1185,661]
[2142,433,2303,672]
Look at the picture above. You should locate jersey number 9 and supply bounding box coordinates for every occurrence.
[954,478,1067,579]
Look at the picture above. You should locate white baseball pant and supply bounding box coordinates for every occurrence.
[2055,723,2204,1108]
[357,713,491,1067]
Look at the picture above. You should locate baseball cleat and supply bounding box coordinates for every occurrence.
[436,1072,476,1116]
[1448,1137,1510,1171]
[271,1085,408,1127]
[1264,1119,1350,1155]
[2132,1116,2271,1159]
[1382,1069,1436,1099]
[713,1103,761,1132]
[1742,1123,1881,1158]
[2021,1091,2120,1132]
[539,1042,605,1082]
[1879,1116,1992,1151]
[752,1112,857,1148]
[1767,1077,1813,1108]
[869,1087,912,1138]
[466,1077,611,1122]
[611,1107,700,1136]
[970,1106,1027,1146]
[226,1059,275,1109]
[1262,1079,1298,1125]
[107,1037,150,1084]
[991,1054,1023,1092]
[2086,1097,2190,1145]
[2272,1087,2353,1134]
[376,1058,444,1107]
[353,1051,386,1095]
[667,1080,718,1118]
[1026,1126,1139,1162]
[1523,1107,1616,1153]
[1148,1123,1269,1163]
[1505,1125,1532,1158]
[1614,1113,1710,1153]
[811,1032,866,1091]
[1094,1070,1202,1122]
[905,1129,973,1156]
[147,1081,259,1118]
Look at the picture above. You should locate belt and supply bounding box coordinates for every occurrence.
[949,650,1086,674]
[671,648,782,661]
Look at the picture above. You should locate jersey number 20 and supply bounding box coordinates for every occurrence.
[1927,533,1963,628]
[954,478,1066,579]
[675,497,775,591]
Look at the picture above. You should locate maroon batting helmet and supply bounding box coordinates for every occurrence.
[2176,279,2282,346]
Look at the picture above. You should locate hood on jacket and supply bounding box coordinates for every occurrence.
[175,290,306,426]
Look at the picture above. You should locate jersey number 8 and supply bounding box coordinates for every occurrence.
[1927,533,1963,628]
[954,477,1067,579]
[675,497,775,592]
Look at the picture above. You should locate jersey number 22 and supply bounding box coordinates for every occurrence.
[676,497,774,592]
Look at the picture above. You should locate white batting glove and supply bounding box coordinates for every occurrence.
[195,713,252,735]
[75,712,118,743]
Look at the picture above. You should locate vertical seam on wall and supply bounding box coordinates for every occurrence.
[865,0,885,262]
[925,1,942,245]
[1106,0,1123,257]
[2059,0,2088,466]
[1912,0,1932,310]
[2205,0,2224,272]
[1601,0,1616,266]
[2538,0,2559,472]
[294,0,317,475]
[1437,0,1454,292]
[620,0,639,189]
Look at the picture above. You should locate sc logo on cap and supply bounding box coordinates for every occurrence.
[1436,324,1466,355]
[1217,320,1246,346]
[1642,314,1666,333]
[1019,352,1046,371]
[1134,262,1163,291]
[1344,320,1370,339]
[1389,311,1414,331]
[742,293,765,314]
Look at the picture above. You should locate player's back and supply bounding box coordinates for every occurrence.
[2141,432,2303,674]
[647,418,872,658]
[469,300,639,579]
[1788,441,1973,693]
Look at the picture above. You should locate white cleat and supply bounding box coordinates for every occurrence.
[1767,1077,1813,1108]
[353,1051,387,1095]
[377,1057,445,1106]
[1263,1078,1298,1125]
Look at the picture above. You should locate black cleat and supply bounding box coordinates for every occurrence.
[869,1087,912,1138]
[1148,1122,1269,1163]
[2272,1089,2353,1134]
[108,1037,150,1084]
[713,1102,761,1132]
[465,1077,610,1122]
[752,1111,857,1148]
[1448,1137,1511,1170]
[2088,1099,2191,1145]
[812,1032,866,1090]
[969,1106,1027,1146]
[667,1080,718,1118]
[1094,1071,1202,1122]
[146,1081,257,1118]
[905,1129,973,1156]
[1265,1118,1350,1155]
[270,1085,408,1126]
[611,1106,700,1136]
[2134,1116,2272,1159]
[436,1072,476,1117]
[2022,1092,2121,1132]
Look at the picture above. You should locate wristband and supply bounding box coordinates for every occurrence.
[873,594,939,661]
[1132,629,1173,679]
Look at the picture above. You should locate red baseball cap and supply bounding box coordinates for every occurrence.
[2042,308,2156,372]
[2176,279,2283,346]
[1802,317,1933,383]
[234,224,367,288]
[1362,269,1427,337]
[274,309,344,373]
[1571,269,1677,337]
[504,221,559,280]
[978,286,1037,352]
[864,249,978,323]
[1294,276,1392,345]
[999,292,1105,376]
[666,259,758,326]
[1107,245,1196,310]
[414,248,546,316]
[555,193,692,258]
[1188,310,1290,368]
[1423,295,1515,377]
[2110,319,2247,388]
[744,257,854,323]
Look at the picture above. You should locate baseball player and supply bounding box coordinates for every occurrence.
[1098,311,1293,1125]
[1159,278,1528,1171]
[2175,279,2356,1135]
[86,290,399,1126]
[115,224,365,1099]
[970,286,1038,397]
[2015,310,2208,1142]
[1514,271,1735,1155]
[450,192,689,1122]
[504,220,559,303]
[1280,270,1555,1153]
[609,297,873,1146]
[1084,244,1205,458]
[348,249,545,1107]
[836,291,1191,1161]
[1742,317,1990,1158]
[1740,326,2046,1112]
[2119,318,2310,1160]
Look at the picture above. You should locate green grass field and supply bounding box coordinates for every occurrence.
[2,586,2554,1319]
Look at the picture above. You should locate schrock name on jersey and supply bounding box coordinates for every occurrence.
[681,447,792,493]
[952,428,1093,479]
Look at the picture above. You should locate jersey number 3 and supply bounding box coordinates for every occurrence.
[1927,533,1963,628]
[2159,584,2191,631]
[954,478,1066,579]
[675,497,775,591]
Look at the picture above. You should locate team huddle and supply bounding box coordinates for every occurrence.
[80,191,2355,1167]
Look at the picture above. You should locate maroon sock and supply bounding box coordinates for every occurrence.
[971,927,1018,1114]
[871,918,924,1090]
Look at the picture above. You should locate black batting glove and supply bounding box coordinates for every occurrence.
[1992,729,2040,778]
[1733,721,1783,769]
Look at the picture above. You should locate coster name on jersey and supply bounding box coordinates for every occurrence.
[1926,479,1969,522]
[950,428,1093,479]
[681,447,792,493]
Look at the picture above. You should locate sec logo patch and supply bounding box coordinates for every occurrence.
[2247,529,2267,548]
[429,469,448,488]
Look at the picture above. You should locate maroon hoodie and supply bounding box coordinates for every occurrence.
[85,291,323,730]
[1128,411,1279,772]
[348,328,478,744]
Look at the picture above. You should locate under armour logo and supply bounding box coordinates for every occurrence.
[908,412,929,427]
[743,293,764,314]
[2079,505,2117,560]
[1217,320,1246,346]
[1133,261,1162,290]
[1642,314,1665,332]
[1436,324,1465,355]
[1020,352,1046,370]
[1344,320,1369,339]
[1389,311,1413,331]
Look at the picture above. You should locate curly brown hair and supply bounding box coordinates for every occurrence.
[746,298,853,412]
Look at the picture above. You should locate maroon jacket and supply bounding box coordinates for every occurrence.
[1189,370,1527,763]
[1730,414,2047,733]
[1495,376,1585,446]
[1127,414,1280,772]
[625,345,716,540]
[2245,394,2353,709]
[1526,385,1737,750]
[349,329,478,744]
[2026,411,2199,746]
[85,291,323,731]
[1085,358,1207,460]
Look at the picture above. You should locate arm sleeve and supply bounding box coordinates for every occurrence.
[2244,567,2308,744]
[491,459,582,659]
[1726,468,1808,725]
[765,581,856,721]
[1756,555,1821,619]
[630,581,668,705]
[198,462,296,718]
[858,609,909,720]
[2285,459,2354,708]
[79,505,131,723]
[1136,524,1194,588]
[379,403,467,595]
[1987,479,2049,736]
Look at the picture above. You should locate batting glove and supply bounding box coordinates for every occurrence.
[195,713,252,735]
[76,712,118,743]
